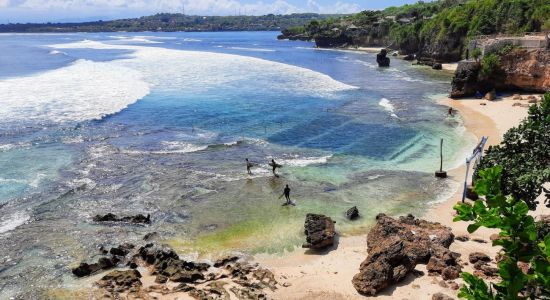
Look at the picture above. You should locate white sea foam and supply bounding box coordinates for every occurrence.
[0,212,30,234]
[183,38,202,42]
[109,35,163,44]
[279,154,333,167]
[49,40,357,98]
[49,50,67,55]
[379,98,399,118]
[0,59,150,123]
[157,141,208,154]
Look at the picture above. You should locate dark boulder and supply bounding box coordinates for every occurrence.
[450,61,481,98]
[469,252,491,264]
[96,269,142,291]
[432,63,443,70]
[213,256,240,268]
[72,256,118,277]
[376,49,390,67]
[433,292,454,300]
[346,206,360,220]
[93,213,151,224]
[352,214,459,296]
[403,54,415,61]
[302,214,336,250]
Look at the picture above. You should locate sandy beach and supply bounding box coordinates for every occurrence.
[257,93,548,300]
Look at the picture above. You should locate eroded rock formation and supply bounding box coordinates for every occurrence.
[352,214,460,296]
[302,214,336,250]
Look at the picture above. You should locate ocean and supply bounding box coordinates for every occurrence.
[0,31,475,298]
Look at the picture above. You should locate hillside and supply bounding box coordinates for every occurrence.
[0,13,342,33]
[279,0,550,62]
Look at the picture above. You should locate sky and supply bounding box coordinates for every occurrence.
[0,0,426,23]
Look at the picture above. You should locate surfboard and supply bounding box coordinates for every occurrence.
[281,201,296,206]
[268,162,283,168]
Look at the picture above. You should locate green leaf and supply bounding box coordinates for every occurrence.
[467,223,481,233]
[513,201,529,216]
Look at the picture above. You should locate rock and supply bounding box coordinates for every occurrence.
[143,232,158,241]
[169,270,204,283]
[469,252,490,264]
[352,214,459,296]
[72,256,118,277]
[302,214,336,250]
[155,275,168,284]
[403,54,415,61]
[213,256,239,268]
[433,292,454,300]
[450,61,481,98]
[438,280,448,288]
[441,266,460,280]
[346,206,360,220]
[455,235,469,242]
[528,98,538,103]
[484,90,497,101]
[432,63,443,70]
[93,213,151,224]
[172,283,194,292]
[449,281,459,290]
[512,94,523,100]
[282,282,292,287]
[376,49,390,67]
[512,102,522,107]
[110,243,134,257]
[472,238,487,244]
[96,269,142,291]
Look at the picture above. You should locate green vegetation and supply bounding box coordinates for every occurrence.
[282,0,549,60]
[454,166,550,299]
[471,48,482,61]
[476,92,550,209]
[454,92,550,299]
[480,53,500,77]
[0,13,341,33]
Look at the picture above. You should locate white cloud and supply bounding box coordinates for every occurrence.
[0,0,10,8]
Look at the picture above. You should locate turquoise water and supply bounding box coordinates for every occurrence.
[0,32,473,298]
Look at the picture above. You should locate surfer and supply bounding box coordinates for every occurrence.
[246,158,253,175]
[269,159,281,177]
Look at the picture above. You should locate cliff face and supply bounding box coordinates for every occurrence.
[450,49,550,98]
[499,49,550,92]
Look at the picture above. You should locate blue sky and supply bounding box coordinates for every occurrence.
[0,0,426,23]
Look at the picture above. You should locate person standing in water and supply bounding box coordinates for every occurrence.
[270,159,280,176]
[448,107,453,116]
[282,184,293,205]
[246,158,253,175]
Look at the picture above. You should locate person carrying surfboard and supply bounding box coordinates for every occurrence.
[246,158,253,175]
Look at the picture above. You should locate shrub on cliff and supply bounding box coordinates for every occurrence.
[454,166,550,299]
[480,53,501,77]
[476,92,550,209]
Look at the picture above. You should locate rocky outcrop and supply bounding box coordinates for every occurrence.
[376,49,390,67]
[93,213,151,224]
[314,33,353,48]
[450,61,481,98]
[96,270,142,293]
[77,242,278,299]
[352,214,460,296]
[346,206,360,220]
[451,49,550,98]
[302,214,336,250]
[72,243,136,277]
[498,48,550,92]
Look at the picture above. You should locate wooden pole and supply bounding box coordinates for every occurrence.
[435,138,447,178]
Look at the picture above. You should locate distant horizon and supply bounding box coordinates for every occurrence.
[0,0,431,24]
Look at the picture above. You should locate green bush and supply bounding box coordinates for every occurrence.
[476,92,550,209]
[480,53,500,77]
[454,166,550,299]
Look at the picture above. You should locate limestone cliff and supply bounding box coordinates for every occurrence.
[451,48,549,98]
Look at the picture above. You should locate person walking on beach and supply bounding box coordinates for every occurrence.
[246,158,253,175]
